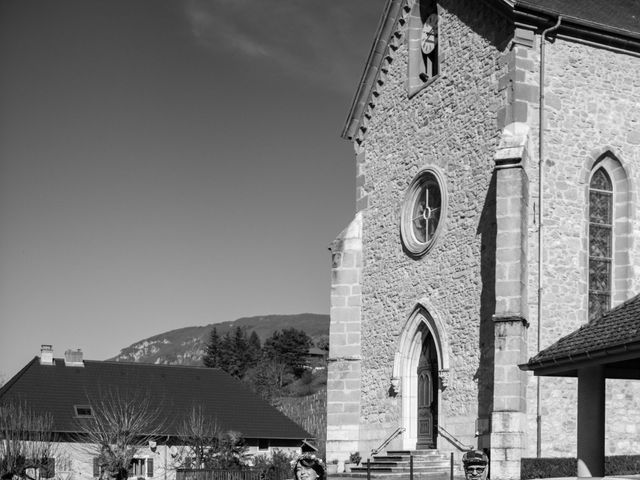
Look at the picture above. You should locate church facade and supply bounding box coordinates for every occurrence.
[326,1,640,478]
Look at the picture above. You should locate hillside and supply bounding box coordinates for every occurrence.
[109,313,329,366]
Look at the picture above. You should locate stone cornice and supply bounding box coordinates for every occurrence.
[493,314,530,327]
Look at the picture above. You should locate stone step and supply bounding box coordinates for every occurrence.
[351,464,449,471]
[372,456,449,463]
[386,450,439,455]
[333,448,451,479]
[351,466,449,475]
[330,472,450,480]
[363,463,449,469]
[360,456,451,467]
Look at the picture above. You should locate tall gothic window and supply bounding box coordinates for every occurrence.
[589,168,613,321]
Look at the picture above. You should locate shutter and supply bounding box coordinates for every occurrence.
[93,457,100,477]
[146,458,153,477]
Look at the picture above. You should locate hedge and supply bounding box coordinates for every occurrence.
[521,455,640,479]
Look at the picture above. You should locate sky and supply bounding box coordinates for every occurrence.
[0,0,387,381]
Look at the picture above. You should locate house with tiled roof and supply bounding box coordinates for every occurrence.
[327,0,640,478]
[0,346,311,480]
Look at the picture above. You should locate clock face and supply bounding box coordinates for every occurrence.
[421,14,438,55]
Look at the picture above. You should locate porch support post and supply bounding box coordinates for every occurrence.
[577,366,605,477]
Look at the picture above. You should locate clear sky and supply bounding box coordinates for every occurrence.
[0,0,386,381]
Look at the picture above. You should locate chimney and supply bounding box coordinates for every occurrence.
[64,348,84,367]
[40,344,54,365]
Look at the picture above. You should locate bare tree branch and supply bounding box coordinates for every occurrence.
[175,406,220,468]
[78,388,163,480]
[0,401,57,480]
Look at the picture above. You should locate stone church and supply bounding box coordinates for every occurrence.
[326,0,640,478]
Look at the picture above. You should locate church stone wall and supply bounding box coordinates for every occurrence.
[522,38,640,457]
[354,0,512,458]
[334,0,640,471]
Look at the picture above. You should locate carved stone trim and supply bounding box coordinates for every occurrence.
[438,369,449,390]
[390,376,400,396]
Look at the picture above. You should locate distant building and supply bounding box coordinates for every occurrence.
[326,0,640,478]
[306,347,328,371]
[0,346,311,480]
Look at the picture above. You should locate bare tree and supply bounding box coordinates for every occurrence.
[175,406,220,468]
[174,407,249,470]
[79,389,162,480]
[244,360,289,402]
[0,401,56,480]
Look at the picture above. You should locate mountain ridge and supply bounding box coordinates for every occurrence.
[109,313,329,366]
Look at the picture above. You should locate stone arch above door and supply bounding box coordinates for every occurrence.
[393,300,450,449]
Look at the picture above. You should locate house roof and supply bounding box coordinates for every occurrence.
[0,357,311,440]
[342,0,640,142]
[522,293,640,377]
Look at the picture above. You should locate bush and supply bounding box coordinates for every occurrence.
[252,449,297,473]
[605,456,640,475]
[285,370,326,397]
[521,457,575,479]
[521,455,640,479]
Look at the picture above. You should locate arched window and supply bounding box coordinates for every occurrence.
[588,168,613,321]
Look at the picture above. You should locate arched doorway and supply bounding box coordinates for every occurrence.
[394,302,449,450]
[417,335,438,448]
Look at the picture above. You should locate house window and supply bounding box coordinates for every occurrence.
[401,168,447,257]
[589,168,613,321]
[74,405,93,417]
[129,458,153,478]
[408,0,439,96]
[258,439,269,451]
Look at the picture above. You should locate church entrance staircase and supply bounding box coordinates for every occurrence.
[334,450,450,480]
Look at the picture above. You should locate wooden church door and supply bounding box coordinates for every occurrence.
[416,339,438,449]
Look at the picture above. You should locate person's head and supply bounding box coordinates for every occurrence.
[293,454,325,480]
[462,450,488,480]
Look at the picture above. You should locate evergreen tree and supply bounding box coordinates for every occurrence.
[202,327,220,368]
[316,334,330,352]
[218,332,234,376]
[247,331,262,368]
[231,327,250,378]
[263,328,312,375]
[212,327,251,379]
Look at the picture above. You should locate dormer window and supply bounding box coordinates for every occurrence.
[74,405,93,417]
[408,0,439,96]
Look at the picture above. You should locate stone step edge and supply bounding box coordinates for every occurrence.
[371,457,449,462]
[350,467,449,472]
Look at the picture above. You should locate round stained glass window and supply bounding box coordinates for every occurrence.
[401,168,447,256]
